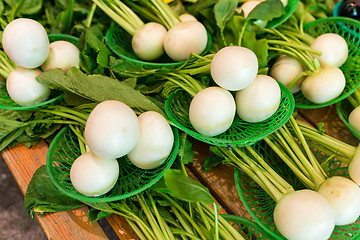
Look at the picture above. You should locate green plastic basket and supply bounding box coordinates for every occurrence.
[105,22,213,69]
[46,126,180,202]
[0,33,79,110]
[266,0,299,28]
[221,214,275,239]
[234,140,360,239]
[336,99,360,140]
[165,82,295,147]
[294,17,360,109]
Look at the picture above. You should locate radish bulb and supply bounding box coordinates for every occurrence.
[317,176,360,225]
[41,40,80,72]
[189,87,236,137]
[301,65,345,104]
[310,33,348,67]
[235,75,281,122]
[274,189,335,240]
[348,106,360,132]
[132,22,167,61]
[164,21,208,62]
[6,66,51,106]
[127,111,174,169]
[210,46,258,91]
[179,13,198,22]
[2,18,49,69]
[84,100,139,159]
[270,55,304,93]
[70,152,119,197]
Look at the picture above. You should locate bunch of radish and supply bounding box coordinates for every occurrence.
[93,0,208,62]
[189,46,281,137]
[2,18,80,106]
[70,100,175,197]
[270,32,348,104]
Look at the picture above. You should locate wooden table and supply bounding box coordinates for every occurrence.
[2,105,359,239]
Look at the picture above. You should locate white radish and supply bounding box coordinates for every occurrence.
[301,65,345,104]
[6,66,51,106]
[317,176,360,225]
[210,46,258,91]
[164,21,208,62]
[132,22,167,61]
[179,13,198,22]
[270,55,304,93]
[127,111,174,169]
[189,87,236,137]
[274,189,335,240]
[41,40,80,72]
[84,100,139,159]
[310,33,348,67]
[235,75,281,122]
[70,152,119,197]
[348,106,360,132]
[2,18,49,69]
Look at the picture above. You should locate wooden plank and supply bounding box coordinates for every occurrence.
[0,140,138,240]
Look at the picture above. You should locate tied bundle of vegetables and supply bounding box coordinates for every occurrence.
[213,143,336,240]
[92,0,208,62]
[263,116,360,226]
[262,17,349,104]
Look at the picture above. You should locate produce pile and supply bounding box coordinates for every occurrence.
[1,0,360,239]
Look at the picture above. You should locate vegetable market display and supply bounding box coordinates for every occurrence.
[1,0,360,239]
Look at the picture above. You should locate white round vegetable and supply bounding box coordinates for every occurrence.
[127,111,174,169]
[164,21,208,62]
[2,18,49,69]
[317,176,360,225]
[310,33,348,67]
[210,46,258,91]
[270,55,304,93]
[274,189,335,240]
[70,152,119,197]
[348,106,360,132]
[189,87,236,137]
[6,66,51,106]
[179,13,198,22]
[84,100,139,159]
[349,146,360,185]
[132,22,167,61]
[41,40,80,72]
[301,65,345,104]
[235,75,281,122]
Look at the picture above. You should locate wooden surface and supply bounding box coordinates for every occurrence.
[1,105,359,239]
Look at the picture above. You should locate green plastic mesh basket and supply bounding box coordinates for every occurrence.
[0,33,79,110]
[266,0,299,28]
[165,82,295,147]
[105,22,213,69]
[336,99,360,140]
[46,126,180,202]
[234,140,360,239]
[221,214,275,239]
[294,17,360,109]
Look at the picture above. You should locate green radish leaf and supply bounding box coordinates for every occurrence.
[214,0,238,31]
[242,31,269,69]
[203,155,223,172]
[247,0,285,22]
[24,165,84,219]
[178,133,194,165]
[87,208,112,222]
[151,177,172,194]
[164,169,215,204]
[37,68,165,115]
